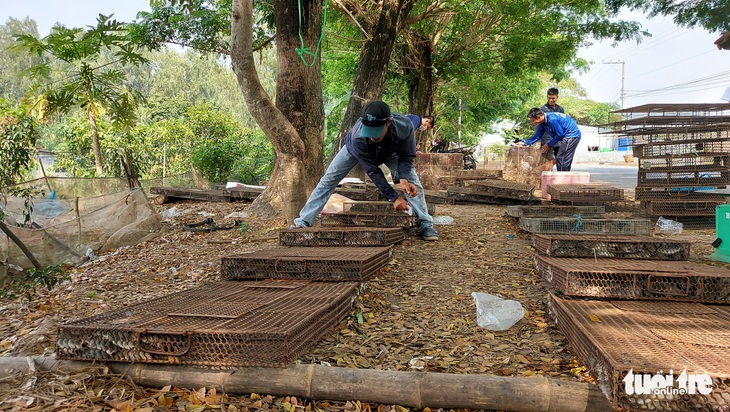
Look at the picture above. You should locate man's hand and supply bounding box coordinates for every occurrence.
[393,196,409,211]
[399,179,418,198]
[540,144,550,154]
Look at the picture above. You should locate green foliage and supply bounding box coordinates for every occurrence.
[606,0,730,33]
[0,264,69,302]
[14,14,148,127]
[0,18,43,103]
[191,137,245,183]
[236,221,250,235]
[190,127,273,185]
[48,115,99,177]
[485,142,510,157]
[0,99,38,190]
[129,0,235,55]
[229,128,273,185]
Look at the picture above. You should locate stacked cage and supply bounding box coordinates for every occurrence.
[507,202,730,411]
[58,200,411,369]
[603,103,730,227]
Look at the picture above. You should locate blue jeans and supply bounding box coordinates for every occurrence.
[293,146,434,232]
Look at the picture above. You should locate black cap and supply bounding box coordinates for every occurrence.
[360,100,391,138]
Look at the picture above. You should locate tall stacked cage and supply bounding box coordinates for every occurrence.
[602,103,730,227]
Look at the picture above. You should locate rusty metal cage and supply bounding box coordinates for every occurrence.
[318,212,417,228]
[547,184,625,202]
[533,234,690,260]
[446,186,534,205]
[506,205,605,219]
[638,155,730,172]
[627,124,730,144]
[57,280,359,367]
[221,246,392,281]
[633,138,730,158]
[637,170,730,188]
[342,201,436,216]
[333,187,383,201]
[470,179,535,201]
[654,215,716,229]
[634,189,726,202]
[536,256,730,302]
[643,200,725,216]
[548,293,730,412]
[279,227,405,247]
[519,217,651,235]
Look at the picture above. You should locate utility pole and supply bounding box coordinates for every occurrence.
[603,60,625,109]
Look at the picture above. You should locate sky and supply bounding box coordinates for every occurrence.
[2,2,730,109]
[574,10,730,108]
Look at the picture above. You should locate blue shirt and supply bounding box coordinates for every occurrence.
[345,113,417,202]
[525,112,581,147]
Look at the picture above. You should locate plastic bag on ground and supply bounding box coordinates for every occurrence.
[433,215,454,225]
[654,216,683,235]
[471,292,525,331]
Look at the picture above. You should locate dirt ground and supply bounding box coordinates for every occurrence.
[0,197,725,411]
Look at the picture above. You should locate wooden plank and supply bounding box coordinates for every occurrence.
[149,187,232,202]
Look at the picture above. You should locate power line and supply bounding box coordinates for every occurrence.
[631,50,715,79]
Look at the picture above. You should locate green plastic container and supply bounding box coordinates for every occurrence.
[710,204,730,263]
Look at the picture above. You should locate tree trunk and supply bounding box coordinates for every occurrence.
[328,0,417,163]
[230,0,324,223]
[87,111,104,176]
[403,34,435,151]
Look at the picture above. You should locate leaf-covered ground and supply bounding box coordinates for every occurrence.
[0,199,723,411]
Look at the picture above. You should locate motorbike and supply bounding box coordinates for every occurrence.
[430,141,478,170]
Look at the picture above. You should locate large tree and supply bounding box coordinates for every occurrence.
[14,15,147,176]
[229,0,325,222]
[134,0,326,222]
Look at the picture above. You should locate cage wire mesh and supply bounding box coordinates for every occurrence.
[548,292,730,412]
[532,234,690,260]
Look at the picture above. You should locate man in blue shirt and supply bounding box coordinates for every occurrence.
[519,107,581,171]
[539,88,565,171]
[292,100,439,241]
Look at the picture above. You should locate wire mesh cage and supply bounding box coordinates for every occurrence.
[318,213,417,228]
[57,280,359,367]
[547,184,625,202]
[221,246,393,281]
[536,256,730,302]
[638,155,730,172]
[279,227,405,247]
[633,138,730,158]
[519,217,651,235]
[446,186,534,205]
[506,205,605,219]
[643,200,725,216]
[548,292,730,412]
[637,170,730,188]
[470,179,535,201]
[653,215,716,229]
[635,189,726,201]
[532,234,690,260]
[342,201,436,215]
[630,124,730,144]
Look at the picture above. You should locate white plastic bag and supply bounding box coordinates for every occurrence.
[433,215,454,225]
[471,292,525,331]
[654,216,683,235]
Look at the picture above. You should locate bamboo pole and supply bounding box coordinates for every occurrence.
[0,356,613,412]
